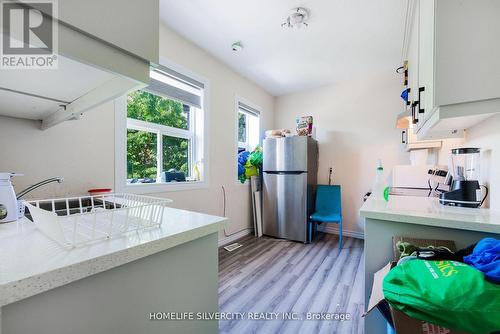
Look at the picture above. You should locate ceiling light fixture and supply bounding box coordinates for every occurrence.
[282,7,310,29]
[231,41,243,52]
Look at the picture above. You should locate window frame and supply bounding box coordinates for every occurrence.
[235,96,262,185]
[115,58,210,194]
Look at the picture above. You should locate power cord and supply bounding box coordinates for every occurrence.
[480,185,489,207]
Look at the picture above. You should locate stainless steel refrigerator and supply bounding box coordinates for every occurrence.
[262,136,318,243]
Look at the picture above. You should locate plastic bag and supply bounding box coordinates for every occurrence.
[238,151,250,165]
[248,147,263,168]
[237,150,250,181]
[464,237,500,284]
[383,259,500,334]
[244,161,258,179]
[238,163,245,177]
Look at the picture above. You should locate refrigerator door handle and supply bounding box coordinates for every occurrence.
[264,171,306,175]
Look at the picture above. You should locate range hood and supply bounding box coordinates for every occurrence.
[0,53,145,129]
[0,2,152,130]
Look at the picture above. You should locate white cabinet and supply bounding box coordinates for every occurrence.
[0,0,159,129]
[406,0,419,120]
[37,0,159,63]
[434,0,500,106]
[399,0,441,150]
[403,0,500,140]
[402,125,441,152]
[401,0,429,129]
[417,0,435,127]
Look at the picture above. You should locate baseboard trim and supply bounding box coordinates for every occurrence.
[319,224,365,240]
[218,228,254,247]
[218,225,364,244]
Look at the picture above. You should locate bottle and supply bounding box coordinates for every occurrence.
[371,160,386,200]
[0,173,21,223]
[194,163,201,181]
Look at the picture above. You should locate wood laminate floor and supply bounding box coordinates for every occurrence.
[218,233,365,334]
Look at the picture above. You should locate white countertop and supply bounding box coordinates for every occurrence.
[360,195,500,234]
[0,207,226,307]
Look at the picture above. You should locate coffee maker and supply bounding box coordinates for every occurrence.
[440,148,487,208]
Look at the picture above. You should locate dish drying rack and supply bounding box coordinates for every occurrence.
[24,193,172,249]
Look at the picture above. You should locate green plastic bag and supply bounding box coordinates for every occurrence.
[244,161,258,179]
[383,259,500,334]
[248,148,263,168]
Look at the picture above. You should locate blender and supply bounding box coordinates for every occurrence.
[440,148,488,208]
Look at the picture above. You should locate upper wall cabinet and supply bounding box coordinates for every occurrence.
[37,0,159,64]
[397,0,442,149]
[0,0,159,130]
[403,0,500,140]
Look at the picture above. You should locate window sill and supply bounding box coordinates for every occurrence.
[118,180,209,194]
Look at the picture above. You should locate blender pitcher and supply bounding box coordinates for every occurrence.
[440,148,488,208]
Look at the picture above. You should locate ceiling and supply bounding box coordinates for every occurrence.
[159,0,406,96]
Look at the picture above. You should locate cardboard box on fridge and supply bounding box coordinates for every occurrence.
[364,236,470,334]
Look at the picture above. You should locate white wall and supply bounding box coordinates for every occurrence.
[155,24,275,239]
[0,102,115,198]
[274,73,409,236]
[0,24,275,242]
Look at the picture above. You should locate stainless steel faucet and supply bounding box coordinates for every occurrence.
[16,177,64,199]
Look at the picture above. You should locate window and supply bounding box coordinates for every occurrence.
[237,101,260,153]
[126,92,194,183]
[115,62,207,193]
[236,100,261,181]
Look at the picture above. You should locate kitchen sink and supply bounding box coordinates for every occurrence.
[24,198,121,221]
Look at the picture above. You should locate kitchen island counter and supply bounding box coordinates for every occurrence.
[360,195,500,334]
[0,206,226,334]
[360,195,500,234]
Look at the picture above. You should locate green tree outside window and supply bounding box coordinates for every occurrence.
[127,91,190,179]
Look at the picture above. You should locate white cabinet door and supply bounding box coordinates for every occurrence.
[434,0,500,106]
[418,0,436,127]
[410,0,500,140]
[406,0,420,126]
[403,126,441,151]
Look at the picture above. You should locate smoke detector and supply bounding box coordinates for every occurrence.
[282,7,310,28]
[231,41,243,52]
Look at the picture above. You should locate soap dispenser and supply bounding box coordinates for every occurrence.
[0,173,22,223]
[371,160,389,201]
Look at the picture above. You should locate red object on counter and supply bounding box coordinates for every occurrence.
[88,188,112,195]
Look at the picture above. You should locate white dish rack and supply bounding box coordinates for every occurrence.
[24,193,172,249]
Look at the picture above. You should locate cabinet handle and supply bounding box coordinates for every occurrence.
[402,130,406,144]
[418,87,425,114]
[411,101,418,124]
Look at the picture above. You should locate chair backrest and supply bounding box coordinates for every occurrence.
[315,185,341,215]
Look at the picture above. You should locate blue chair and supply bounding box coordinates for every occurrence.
[309,185,343,248]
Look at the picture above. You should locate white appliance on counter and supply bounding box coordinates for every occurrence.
[391,165,448,197]
[0,173,19,223]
